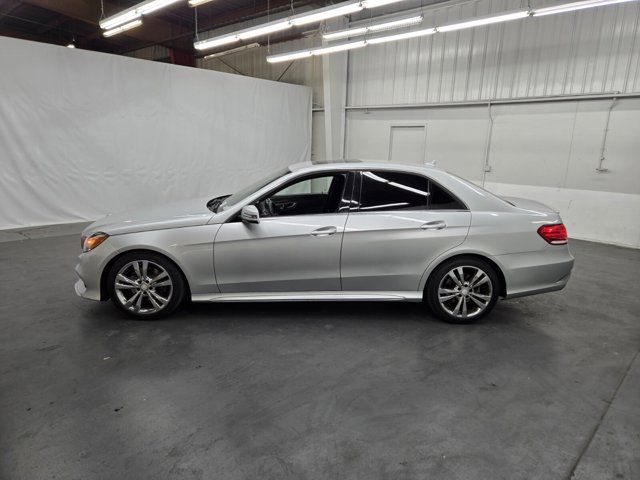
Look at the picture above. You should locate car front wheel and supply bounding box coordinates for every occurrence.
[426,257,500,324]
[107,252,186,319]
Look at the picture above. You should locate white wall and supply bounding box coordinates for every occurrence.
[0,36,312,230]
[343,99,640,248]
[196,0,640,247]
[339,0,640,248]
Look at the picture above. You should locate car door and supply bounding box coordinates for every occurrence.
[340,170,471,292]
[214,171,353,293]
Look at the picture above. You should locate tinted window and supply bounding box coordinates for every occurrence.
[359,171,430,211]
[358,171,464,212]
[429,181,465,210]
[257,173,348,217]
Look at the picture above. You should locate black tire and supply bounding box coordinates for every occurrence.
[106,251,186,319]
[425,256,500,324]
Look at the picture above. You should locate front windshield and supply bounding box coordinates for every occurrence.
[217,167,290,213]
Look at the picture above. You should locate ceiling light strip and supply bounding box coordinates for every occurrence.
[103,19,144,37]
[323,14,423,40]
[194,0,403,51]
[436,10,529,33]
[100,0,182,31]
[267,39,366,63]
[270,0,639,61]
[204,43,260,59]
[531,0,637,16]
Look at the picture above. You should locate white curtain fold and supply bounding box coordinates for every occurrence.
[0,36,312,230]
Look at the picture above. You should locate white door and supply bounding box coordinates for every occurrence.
[388,125,427,165]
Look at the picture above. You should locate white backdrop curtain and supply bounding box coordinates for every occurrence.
[0,36,312,230]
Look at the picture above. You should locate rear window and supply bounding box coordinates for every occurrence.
[358,171,465,211]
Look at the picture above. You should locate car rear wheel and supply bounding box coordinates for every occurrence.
[426,257,499,324]
[107,252,186,319]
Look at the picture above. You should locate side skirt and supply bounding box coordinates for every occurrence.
[192,291,423,303]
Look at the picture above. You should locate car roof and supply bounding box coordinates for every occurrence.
[288,159,442,174]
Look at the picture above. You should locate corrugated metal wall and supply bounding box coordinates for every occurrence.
[197,37,324,107]
[348,0,640,106]
[123,45,171,62]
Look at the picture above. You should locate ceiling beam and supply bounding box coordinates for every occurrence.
[0,0,23,26]
[36,15,67,35]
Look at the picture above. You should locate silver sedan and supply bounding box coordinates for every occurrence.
[75,161,574,323]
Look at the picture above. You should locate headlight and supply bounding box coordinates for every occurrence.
[82,232,109,253]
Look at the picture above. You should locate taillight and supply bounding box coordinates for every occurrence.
[537,224,568,245]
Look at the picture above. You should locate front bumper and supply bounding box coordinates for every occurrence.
[74,241,117,301]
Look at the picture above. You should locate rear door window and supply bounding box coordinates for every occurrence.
[358,171,464,211]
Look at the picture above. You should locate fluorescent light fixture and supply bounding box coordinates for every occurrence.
[100,9,141,30]
[189,0,215,5]
[323,27,368,40]
[196,19,292,50]
[290,2,364,26]
[437,10,529,33]
[267,49,314,63]
[237,20,291,39]
[313,39,366,55]
[100,0,182,30]
[323,14,423,40]
[532,0,637,16]
[204,43,260,59]
[369,15,423,31]
[103,19,143,37]
[266,39,364,62]
[362,0,408,7]
[366,26,436,44]
[137,0,183,14]
[195,34,239,50]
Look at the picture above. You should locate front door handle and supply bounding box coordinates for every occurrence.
[421,220,447,230]
[311,226,338,236]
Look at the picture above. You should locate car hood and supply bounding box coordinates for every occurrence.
[83,196,215,236]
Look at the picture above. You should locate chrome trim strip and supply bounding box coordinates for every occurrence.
[192,291,423,302]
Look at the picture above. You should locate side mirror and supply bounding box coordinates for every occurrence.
[240,205,260,224]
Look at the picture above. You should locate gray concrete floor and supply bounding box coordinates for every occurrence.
[0,230,638,480]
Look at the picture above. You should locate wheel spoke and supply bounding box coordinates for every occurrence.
[123,291,141,308]
[116,274,137,286]
[150,271,169,284]
[461,297,468,317]
[134,293,143,312]
[470,292,490,301]
[438,288,458,301]
[132,262,142,280]
[472,274,490,288]
[147,292,162,310]
[448,271,462,287]
[469,295,487,309]
[456,267,465,284]
[452,296,463,315]
[141,260,148,279]
[149,290,168,306]
[115,282,137,290]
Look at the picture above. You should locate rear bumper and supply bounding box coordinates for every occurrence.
[498,246,574,299]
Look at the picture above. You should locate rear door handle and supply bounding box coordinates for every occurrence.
[311,226,338,236]
[421,220,447,230]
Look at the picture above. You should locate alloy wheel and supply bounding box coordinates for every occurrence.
[437,266,493,320]
[114,260,173,315]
